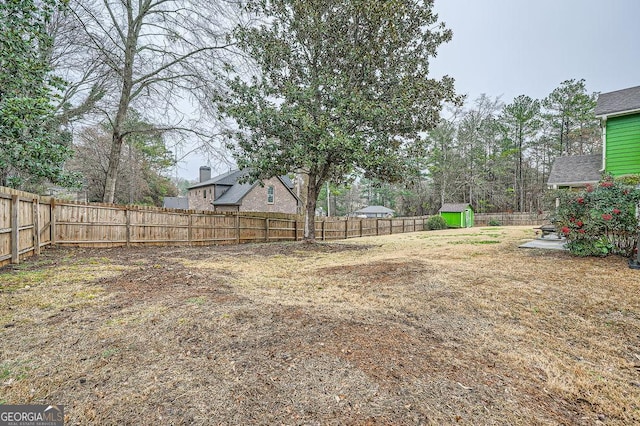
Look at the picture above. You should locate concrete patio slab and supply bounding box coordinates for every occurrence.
[519,236,568,250]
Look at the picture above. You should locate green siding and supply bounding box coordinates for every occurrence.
[440,208,474,228]
[441,212,462,228]
[605,114,640,176]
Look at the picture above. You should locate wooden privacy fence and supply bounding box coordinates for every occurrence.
[1,186,428,267]
[0,187,53,266]
[474,211,550,226]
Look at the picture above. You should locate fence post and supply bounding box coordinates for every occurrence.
[321,220,325,241]
[389,219,393,234]
[265,218,270,242]
[50,198,56,245]
[188,213,193,245]
[345,219,348,239]
[376,218,379,236]
[235,213,240,244]
[11,195,19,264]
[293,218,298,241]
[125,207,131,247]
[33,198,40,255]
[359,219,363,237]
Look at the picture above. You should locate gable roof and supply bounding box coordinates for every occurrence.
[547,154,602,186]
[355,205,394,214]
[595,85,640,117]
[188,169,250,189]
[211,182,256,206]
[189,168,300,206]
[439,203,472,213]
[188,169,295,191]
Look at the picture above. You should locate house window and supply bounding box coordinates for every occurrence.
[267,186,274,204]
[203,189,206,199]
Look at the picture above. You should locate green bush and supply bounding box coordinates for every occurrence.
[554,175,640,257]
[488,219,501,226]
[426,215,448,230]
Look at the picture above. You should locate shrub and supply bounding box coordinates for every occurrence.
[614,174,640,187]
[426,215,448,230]
[554,175,640,257]
[488,219,501,226]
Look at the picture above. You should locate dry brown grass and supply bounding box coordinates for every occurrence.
[1,226,639,425]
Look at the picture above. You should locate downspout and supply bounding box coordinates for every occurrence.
[600,116,607,172]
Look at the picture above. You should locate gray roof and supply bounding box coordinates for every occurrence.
[439,203,472,213]
[188,169,250,189]
[355,205,395,214]
[280,175,294,190]
[211,182,256,206]
[163,196,189,210]
[188,169,295,190]
[595,85,640,117]
[547,154,602,186]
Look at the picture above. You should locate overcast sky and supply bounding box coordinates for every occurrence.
[430,0,640,103]
[178,0,640,180]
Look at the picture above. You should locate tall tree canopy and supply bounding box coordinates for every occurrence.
[221,0,459,241]
[542,78,599,156]
[0,0,79,189]
[501,95,541,212]
[69,0,239,203]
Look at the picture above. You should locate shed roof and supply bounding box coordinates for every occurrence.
[547,154,602,186]
[439,203,472,213]
[355,205,394,214]
[595,85,640,117]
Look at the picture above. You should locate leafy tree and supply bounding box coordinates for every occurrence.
[500,95,541,212]
[426,97,507,212]
[317,182,360,217]
[426,117,464,207]
[457,95,503,209]
[0,0,79,189]
[221,0,459,241]
[542,79,599,156]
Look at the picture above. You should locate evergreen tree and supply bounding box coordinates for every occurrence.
[0,0,79,189]
[220,0,459,241]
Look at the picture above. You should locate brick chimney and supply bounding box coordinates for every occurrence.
[199,166,211,182]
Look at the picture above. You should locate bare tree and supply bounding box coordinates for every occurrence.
[68,0,242,203]
[69,119,178,205]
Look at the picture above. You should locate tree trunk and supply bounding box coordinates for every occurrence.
[101,8,138,203]
[304,176,320,242]
[103,132,125,203]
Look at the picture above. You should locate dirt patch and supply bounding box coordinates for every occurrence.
[1,228,639,424]
[318,260,430,286]
[205,241,374,258]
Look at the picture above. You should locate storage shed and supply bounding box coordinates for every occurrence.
[438,203,474,228]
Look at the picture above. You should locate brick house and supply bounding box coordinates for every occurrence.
[188,167,301,214]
